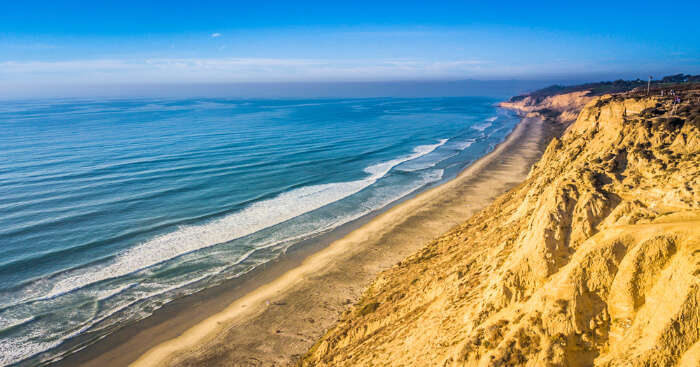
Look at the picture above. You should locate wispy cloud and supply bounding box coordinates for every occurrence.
[0,57,491,84]
[211,33,222,38]
[7,55,688,87]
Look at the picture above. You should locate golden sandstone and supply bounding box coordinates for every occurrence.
[301,87,700,367]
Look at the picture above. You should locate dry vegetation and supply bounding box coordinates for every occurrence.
[300,85,700,366]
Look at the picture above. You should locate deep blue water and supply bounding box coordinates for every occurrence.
[0,97,518,365]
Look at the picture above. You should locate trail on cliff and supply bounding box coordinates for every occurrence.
[301,89,700,366]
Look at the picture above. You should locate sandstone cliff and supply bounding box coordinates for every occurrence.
[301,88,700,366]
[499,91,594,124]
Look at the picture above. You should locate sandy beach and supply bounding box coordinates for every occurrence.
[5,3,697,364]
[58,113,558,367]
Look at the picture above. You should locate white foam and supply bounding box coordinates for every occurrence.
[93,283,137,302]
[471,116,497,132]
[471,122,492,131]
[0,310,96,367]
[0,315,36,333]
[0,327,62,367]
[453,140,474,150]
[38,139,448,300]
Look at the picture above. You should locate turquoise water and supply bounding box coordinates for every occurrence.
[0,97,518,365]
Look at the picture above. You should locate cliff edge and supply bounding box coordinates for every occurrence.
[300,87,700,366]
[499,90,594,124]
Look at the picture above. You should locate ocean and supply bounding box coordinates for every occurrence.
[0,97,518,366]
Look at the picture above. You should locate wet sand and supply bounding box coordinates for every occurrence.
[62,114,558,367]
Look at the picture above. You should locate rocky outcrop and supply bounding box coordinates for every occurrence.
[500,91,594,124]
[300,89,700,366]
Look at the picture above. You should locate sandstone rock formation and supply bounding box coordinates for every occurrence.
[499,91,594,124]
[300,89,700,366]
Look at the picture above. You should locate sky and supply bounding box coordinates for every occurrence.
[1,1,699,98]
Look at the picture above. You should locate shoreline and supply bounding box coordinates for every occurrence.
[57,112,557,367]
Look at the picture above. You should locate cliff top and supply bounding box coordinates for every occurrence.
[509,74,700,103]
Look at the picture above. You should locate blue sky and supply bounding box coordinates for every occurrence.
[1,1,699,96]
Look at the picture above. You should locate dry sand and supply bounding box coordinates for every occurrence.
[66,115,557,367]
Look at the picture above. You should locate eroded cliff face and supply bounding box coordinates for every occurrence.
[301,92,700,367]
[500,91,595,124]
